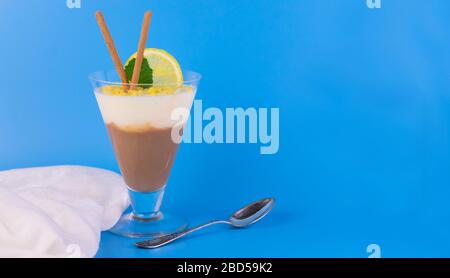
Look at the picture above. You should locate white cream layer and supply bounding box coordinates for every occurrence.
[95,87,196,128]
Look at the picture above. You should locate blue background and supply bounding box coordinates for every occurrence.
[1,0,450,257]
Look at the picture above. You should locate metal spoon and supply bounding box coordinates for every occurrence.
[135,197,275,249]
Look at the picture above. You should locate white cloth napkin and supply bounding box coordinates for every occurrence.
[0,165,129,258]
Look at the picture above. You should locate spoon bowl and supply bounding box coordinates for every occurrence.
[229,198,275,227]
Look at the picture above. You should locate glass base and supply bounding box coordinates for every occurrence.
[109,186,188,238]
[109,211,188,238]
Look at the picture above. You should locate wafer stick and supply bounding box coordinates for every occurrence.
[131,11,153,88]
[95,11,129,89]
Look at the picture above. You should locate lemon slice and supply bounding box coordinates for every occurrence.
[125,48,183,86]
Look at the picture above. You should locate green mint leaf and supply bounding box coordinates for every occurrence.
[124,57,153,88]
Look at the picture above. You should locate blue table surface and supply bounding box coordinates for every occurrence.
[1,0,450,258]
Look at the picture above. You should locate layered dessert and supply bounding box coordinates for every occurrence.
[93,47,196,193]
[95,85,195,192]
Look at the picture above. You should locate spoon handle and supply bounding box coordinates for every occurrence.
[135,220,230,249]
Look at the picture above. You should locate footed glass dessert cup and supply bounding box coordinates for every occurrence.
[90,70,201,238]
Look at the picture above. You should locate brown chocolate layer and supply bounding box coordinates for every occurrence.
[107,123,180,192]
